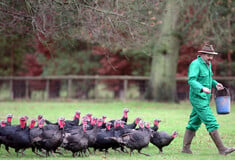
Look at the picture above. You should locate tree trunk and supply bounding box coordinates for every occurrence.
[226,0,232,76]
[147,0,180,102]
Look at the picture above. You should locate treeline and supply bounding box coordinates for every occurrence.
[0,0,234,101]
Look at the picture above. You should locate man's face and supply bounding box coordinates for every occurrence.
[201,53,215,64]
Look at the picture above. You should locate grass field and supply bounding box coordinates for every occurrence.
[0,100,235,160]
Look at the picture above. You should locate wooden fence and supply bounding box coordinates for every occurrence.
[0,76,235,101]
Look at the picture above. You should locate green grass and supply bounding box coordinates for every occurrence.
[0,100,235,160]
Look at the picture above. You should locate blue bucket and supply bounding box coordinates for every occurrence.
[215,88,231,114]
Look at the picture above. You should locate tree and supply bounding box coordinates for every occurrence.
[147,0,180,101]
[0,0,234,101]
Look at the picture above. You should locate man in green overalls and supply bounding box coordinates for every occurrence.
[181,44,235,155]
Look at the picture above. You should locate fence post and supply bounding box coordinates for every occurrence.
[123,79,128,101]
[45,79,49,100]
[25,80,29,99]
[10,78,13,100]
[94,76,98,99]
[68,79,72,99]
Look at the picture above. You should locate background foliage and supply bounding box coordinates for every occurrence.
[0,0,234,101]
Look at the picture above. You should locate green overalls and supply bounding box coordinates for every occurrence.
[186,55,219,133]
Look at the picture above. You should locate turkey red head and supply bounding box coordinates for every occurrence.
[37,115,43,121]
[74,110,81,120]
[82,116,88,125]
[154,119,161,128]
[29,119,37,129]
[144,122,150,128]
[1,120,7,127]
[172,131,178,138]
[19,116,27,129]
[86,113,92,122]
[58,117,65,129]
[114,120,120,128]
[38,118,45,128]
[135,117,141,124]
[106,122,112,130]
[138,120,144,129]
[123,108,129,118]
[102,115,107,122]
[6,114,13,123]
[37,115,43,126]
[97,118,103,127]
[120,121,125,128]
[91,117,97,125]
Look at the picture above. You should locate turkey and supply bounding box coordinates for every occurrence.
[67,110,81,127]
[45,111,80,129]
[86,116,97,130]
[109,108,129,127]
[0,120,7,127]
[111,120,131,153]
[101,115,107,128]
[87,118,103,149]
[0,117,36,156]
[150,130,177,153]
[80,116,89,126]
[37,115,43,125]
[151,119,161,131]
[6,114,13,126]
[16,118,36,156]
[0,119,19,153]
[112,120,126,138]
[120,108,129,123]
[29,118,46,156]
[40,117,65,157]
[108,120,153,156]
[93,121,119,156]
[124,117,141,129]
[86,113,92,124]
[61,124,89,157]
[0,120,7,149]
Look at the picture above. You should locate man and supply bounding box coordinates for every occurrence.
[181,44,235,155]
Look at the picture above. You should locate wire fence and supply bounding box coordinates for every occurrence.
[0,76,235,101]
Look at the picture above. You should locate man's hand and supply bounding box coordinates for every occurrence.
[202,87,211,94]
[216,83,224,90]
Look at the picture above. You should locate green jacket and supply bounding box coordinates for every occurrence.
[188,55,218,106]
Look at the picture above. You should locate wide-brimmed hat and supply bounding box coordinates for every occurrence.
[198,44,218,55]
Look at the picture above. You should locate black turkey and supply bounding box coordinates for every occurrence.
[0,117,36,156]
[40,117,65,157]
[29,118,46,156]
[151,119,161,131]
[108,120,153,156]
[150,130,177,153]
[109,108,129,127]
[61,124,89,157]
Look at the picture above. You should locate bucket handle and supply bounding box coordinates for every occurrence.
[215,87,230,98]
